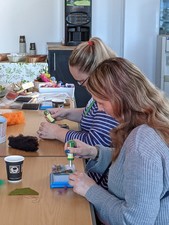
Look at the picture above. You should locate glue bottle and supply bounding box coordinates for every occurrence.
[67,153,74,168]
[67,140,76,170]
[44,110,55,123]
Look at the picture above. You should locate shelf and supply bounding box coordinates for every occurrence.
[47,42,76,51]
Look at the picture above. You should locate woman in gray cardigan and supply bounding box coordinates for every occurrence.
[66,57,169,225]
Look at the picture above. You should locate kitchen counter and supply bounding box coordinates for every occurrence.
[47,42,76,51]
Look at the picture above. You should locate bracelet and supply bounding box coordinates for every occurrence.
[94,146,99,161]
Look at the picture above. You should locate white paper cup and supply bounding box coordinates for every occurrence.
[52,99,64,108]
[0,116,7,144]
[4,155,24,183]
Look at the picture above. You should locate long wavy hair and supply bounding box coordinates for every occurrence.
[86,57,169,160]
[69,37,117,74]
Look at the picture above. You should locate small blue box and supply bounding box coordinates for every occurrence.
[40,101,53,110]
[50,173,73,188]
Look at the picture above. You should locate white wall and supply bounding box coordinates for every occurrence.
[0,0,116,55]
[123,0,160,82]
[92,0,124,56]
[0,0,160,83]
[0,0,63,54]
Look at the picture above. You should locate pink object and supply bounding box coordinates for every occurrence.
[40,74,51,82]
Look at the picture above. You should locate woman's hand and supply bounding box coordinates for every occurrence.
[47,108,69,121]
[37,122,62,139]
[48,108,84,123]
[69,171,96,197]
[64,139,98,159]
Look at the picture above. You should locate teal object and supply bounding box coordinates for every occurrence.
[0,179,5,186]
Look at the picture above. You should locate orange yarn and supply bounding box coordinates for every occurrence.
[2,111,25,126]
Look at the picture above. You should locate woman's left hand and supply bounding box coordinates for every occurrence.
[69,171,96,197]
[37,122,60,139]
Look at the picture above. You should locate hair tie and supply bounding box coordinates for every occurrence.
[88,41,94,46]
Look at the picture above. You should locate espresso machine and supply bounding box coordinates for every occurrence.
[64,0,92,46]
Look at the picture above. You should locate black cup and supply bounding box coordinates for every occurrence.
[4,155,24,183]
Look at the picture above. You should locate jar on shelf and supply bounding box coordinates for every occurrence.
[29,43,36,55]
[19,35,26,54]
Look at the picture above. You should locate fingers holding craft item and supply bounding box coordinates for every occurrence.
[37,122,58,139]
[65,139,97,159]
[44,110,55,123]
[69,172,96,197]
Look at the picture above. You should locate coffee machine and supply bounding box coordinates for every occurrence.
[64,0,92,46]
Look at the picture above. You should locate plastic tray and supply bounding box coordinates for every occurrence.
[39,85,75,98]
[50,173,73,188]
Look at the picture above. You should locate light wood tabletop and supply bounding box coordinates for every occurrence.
[0,157,95,225]
[0,109,79,157]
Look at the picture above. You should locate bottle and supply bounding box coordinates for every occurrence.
[67,153,74,168]
[67,140,76,169]
[67,140,76,148]
[29,43,36,55]
[44,110,55,123]
[19,35,26,54]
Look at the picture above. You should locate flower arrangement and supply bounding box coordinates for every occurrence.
[34,66,58,89]
[37,73,51,82]
[35,66,54,82]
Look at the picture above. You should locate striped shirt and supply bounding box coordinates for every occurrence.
[65,98,118,189]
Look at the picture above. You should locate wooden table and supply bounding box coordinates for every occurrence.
[0,157,95,225]
[0,109,79,157]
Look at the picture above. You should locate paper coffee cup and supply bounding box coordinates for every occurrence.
[52,99,64,108]
[0,116,7,144]
[4,155,24,183]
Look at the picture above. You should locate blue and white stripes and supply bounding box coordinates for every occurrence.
[65,99,118,146]
[65,98,118,189]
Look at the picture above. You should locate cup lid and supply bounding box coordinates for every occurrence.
[4,155,24,162]
[52,98,64,103]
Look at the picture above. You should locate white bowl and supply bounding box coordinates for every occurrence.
[7,53,26,63]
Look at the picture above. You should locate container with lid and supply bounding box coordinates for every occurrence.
[19,35,26,54]
[29,43,36,55]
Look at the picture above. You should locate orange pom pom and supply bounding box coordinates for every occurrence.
[2,111,25,126]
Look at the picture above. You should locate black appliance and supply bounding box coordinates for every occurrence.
[65,0,92,46]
